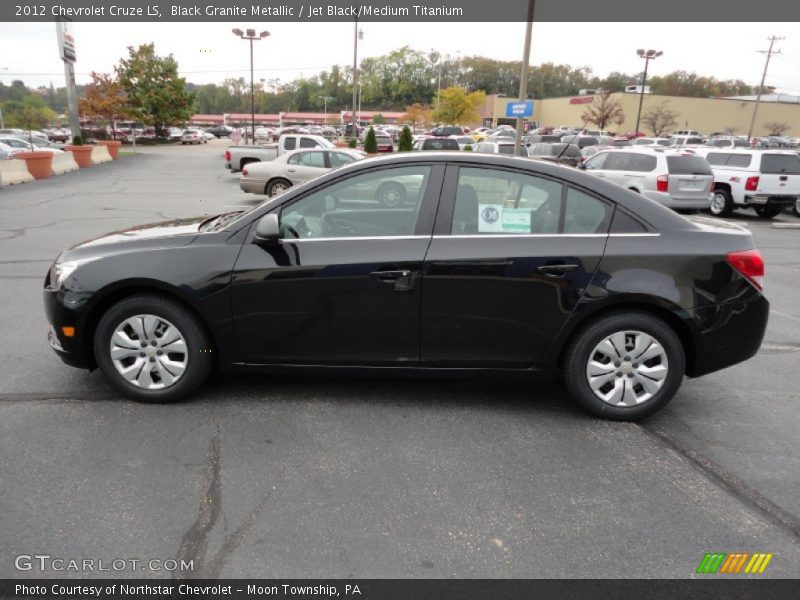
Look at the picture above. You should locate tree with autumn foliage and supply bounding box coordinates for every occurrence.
[401,103,432,130]
[581,92,625,131]
[431,87,486,125]
[79,72,131,140]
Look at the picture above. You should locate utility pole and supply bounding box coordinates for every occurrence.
[747,35,783,141]
[514,0,535,157]
[351,18,360,140]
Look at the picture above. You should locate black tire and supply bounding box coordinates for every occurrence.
[93,294,213,403]
[376,181,407,207]
[754,205,781,219]
[266,178,292,197]
[240,158,258,172]
[709,188,733,217]
[563,311,685,421]
[793,199,800,218]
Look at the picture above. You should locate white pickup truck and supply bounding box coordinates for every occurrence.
[224,134,335,172]
[693,148,800,218]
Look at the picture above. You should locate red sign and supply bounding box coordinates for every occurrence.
[569,96,594,105]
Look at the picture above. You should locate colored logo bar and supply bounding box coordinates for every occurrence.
[696,552,773,574]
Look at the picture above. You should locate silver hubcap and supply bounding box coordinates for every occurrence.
[379,185,402,206]
[109,314,188,390]
[586,330,668,406]
[710,192,726,215]
[270,182,287,196]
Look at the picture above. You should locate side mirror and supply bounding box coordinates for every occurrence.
[254,213,280,245]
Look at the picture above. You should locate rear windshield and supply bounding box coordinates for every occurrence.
[423,139,458,150]
[667,156,712,175]
[761,154,800,174]
[498,145,516,155]
[706,152,752,168]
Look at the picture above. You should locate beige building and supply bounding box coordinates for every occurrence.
[480,93,800,137]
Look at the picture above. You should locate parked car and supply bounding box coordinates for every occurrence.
[0,136,64,154]
[430,125,465,137]
[561,135,601,149]
[240,148,364,197]
[668,135,706,147]
[524,134,562,145]
[180,129,208,145]
[0,141,23,160]
[487,129,516,142]
[43,153,769,421]
[631,137,672,146]
[47,128,71,143]
[691,148,800,218]
[204,125,233,138]
[412,138,460,151]
[166,127,183,141]
[225,134,335,172]
[373,133,394,153]
[474,141,528,156]
[528,143,583,168]
[581,148,714,211]
[704,137,750,149]
[449,135,476,150]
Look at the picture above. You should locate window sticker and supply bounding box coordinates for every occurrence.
[478,204,504,232]
[502,208,531,233]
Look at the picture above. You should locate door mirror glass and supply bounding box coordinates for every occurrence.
[254,213,280,245]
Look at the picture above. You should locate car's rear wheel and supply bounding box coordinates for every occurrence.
[94,294,213,403]
[376,181,406,207]
[793,199,800,218]
[754,205,781,218]
[267,178,292,197]
[709,188,733,217]
[563,312,685,421]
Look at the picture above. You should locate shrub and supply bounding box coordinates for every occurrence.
[364,126,378,154]
[398,125,413,152]
[463,144,473,152]
[348,138,357,149]
[71,135,84,146]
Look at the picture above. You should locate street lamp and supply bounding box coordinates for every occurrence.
[634,49,662,137]
[232,27,270,145]
[350,21,363,140]
[429,50,442,106]
[319,95,334,122]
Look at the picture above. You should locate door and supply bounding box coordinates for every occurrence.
[421,165,612,367]
[231,164,443,365]
[285,150,329,185]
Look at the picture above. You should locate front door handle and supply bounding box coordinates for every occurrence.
[370,270,411,282]
[537,263,579,278]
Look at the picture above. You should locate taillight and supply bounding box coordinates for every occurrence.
[225,150,231,161]
[745,176,759,191]
[656,175,669,193]
[242,168,248,176]
[726,249,765,290]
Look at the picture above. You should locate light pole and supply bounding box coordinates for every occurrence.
[351,21,363,140]
[634,49,662,136]
[429,50,441,106]
[358,82,363,117]
[232,27,270,145]
[319,95,333,122]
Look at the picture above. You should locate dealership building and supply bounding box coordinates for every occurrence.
[479,92,800,136]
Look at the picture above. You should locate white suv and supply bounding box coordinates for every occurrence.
[692,149,800,218]
[581,148,714,210]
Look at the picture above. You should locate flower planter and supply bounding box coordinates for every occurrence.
[65,145,94,168]
[16,151,54,180]
[98,140,122,159]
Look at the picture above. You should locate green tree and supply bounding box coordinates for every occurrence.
[372,113,387,125]
[364,126,378,153]
[1,95,56,148]
[431,87,486,125]
[398,125,413,151]
[115,43,195,136]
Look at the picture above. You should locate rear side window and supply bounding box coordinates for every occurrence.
[667,156,712,175]
[706,152,752,167]
[610,209,648,233]
[628,154,657,172]
[761,154,800,174]
[284,138,297,151]
[450,167,610,235]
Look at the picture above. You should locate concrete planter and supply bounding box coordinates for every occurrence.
[97,140,122,159]
[16,151,53,180]
[65,145,94,168]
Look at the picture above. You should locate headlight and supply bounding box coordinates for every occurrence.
[50,259,94,289]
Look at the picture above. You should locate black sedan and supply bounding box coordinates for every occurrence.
[44,153,768,420]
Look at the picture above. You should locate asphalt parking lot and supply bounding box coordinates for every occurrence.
[1,140,799,578]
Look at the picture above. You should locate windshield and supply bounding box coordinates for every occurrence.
[667,156,712,175]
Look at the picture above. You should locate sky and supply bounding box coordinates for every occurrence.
[1,22,798,97]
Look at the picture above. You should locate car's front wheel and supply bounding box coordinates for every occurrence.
[563,312,685,420]
[94,294,213,403]
[794,198,800,218]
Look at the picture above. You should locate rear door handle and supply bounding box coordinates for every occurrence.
[537,264,579,278]
[370,270,411,282]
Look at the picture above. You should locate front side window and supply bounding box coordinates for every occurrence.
[296,151,326,168]
[299,138,320,149]
[583,153,608,170]
[280,166,431,239]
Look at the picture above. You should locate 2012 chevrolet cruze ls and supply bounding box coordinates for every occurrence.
[44,153,768,420]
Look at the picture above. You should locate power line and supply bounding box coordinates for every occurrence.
[747,35,784,139]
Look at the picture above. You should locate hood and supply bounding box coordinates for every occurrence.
[65,216,206,256]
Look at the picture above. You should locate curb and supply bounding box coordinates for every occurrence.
[771,223,800,229]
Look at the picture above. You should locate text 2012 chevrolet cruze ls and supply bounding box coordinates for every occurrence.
[44,153,768,420]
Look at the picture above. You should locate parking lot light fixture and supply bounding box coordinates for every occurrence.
[634,49,662,137]
[233,27,270,145]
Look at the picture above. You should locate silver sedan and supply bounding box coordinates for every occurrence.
[240,148,364,197]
